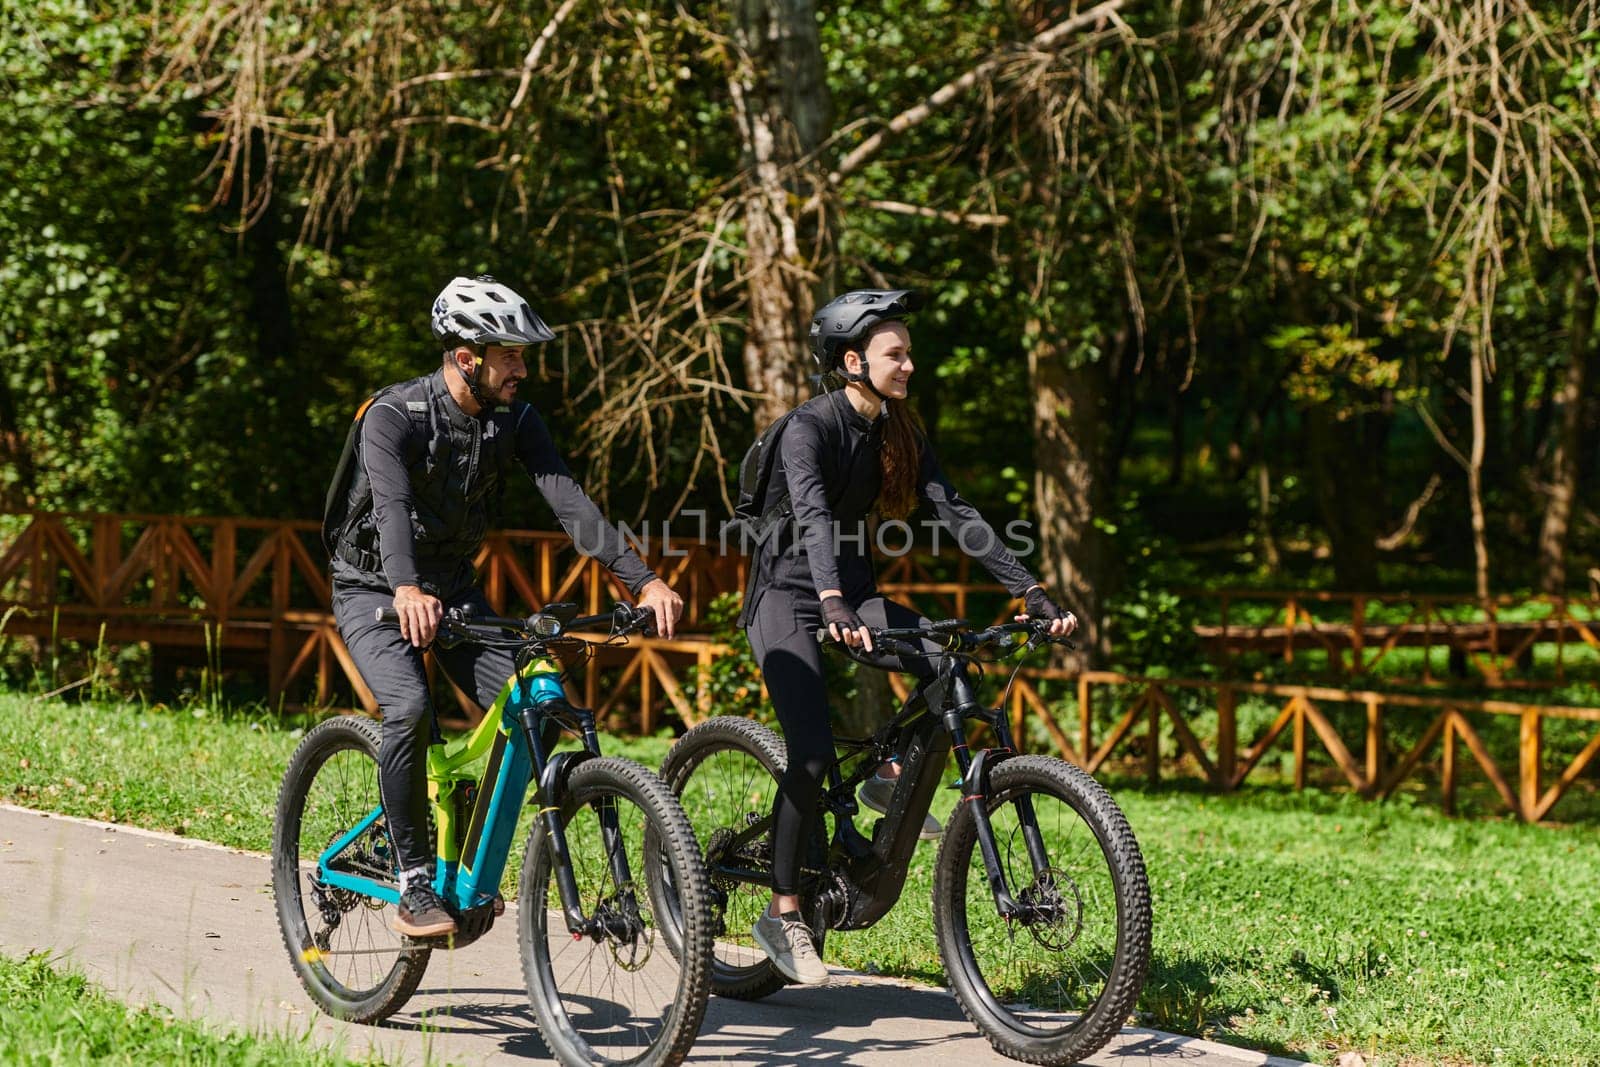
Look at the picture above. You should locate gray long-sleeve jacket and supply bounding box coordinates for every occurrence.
[746,389,1036,616]
[327,369,656,597]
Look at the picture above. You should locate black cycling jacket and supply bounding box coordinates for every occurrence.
[746,389,1037,617]
[329,369,657,597]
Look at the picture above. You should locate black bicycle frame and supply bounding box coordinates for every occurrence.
[712,639,1056,932]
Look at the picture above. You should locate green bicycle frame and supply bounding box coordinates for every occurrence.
[314,655,572,914]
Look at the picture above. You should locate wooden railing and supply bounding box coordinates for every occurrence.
[0,511,737,727]
[8,509,1600,820]
[989,671,1600,823]
[1192,589,1600,686]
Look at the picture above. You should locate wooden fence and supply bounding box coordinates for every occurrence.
[1193,589,1600,686]
[5,510,1600,819]
[990,671,1600,823]
[0,511,736,728]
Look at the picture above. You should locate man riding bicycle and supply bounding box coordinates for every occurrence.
[323,274,683,939]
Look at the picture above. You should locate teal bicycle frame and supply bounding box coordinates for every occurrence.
[313,614,632,935]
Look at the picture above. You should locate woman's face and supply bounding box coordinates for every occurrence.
[844,321,914,400]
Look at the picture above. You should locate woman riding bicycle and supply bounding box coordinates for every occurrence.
[741,287,1077,985]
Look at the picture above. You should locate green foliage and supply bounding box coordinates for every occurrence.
[1103,495,1207,677]
[682,591,767,723]
[2,0,1599,599]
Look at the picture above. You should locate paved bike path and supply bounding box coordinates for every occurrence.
[0,805,1302,1067]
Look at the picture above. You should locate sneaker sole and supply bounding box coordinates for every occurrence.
[392,918,457,938]
[751,923,829,986]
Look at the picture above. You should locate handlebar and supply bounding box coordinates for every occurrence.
[374,602,656,643]
[814,617,1076,655]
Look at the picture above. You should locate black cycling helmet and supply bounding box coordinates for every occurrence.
[808,288,924,373]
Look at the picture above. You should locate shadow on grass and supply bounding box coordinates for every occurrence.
[1140,952,1314,1063]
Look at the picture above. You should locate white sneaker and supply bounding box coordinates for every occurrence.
[751,910,829,985]
[858,773,942,840]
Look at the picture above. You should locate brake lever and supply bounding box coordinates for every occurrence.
[614,602,657,638]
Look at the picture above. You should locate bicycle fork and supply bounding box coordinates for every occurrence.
[521,703,637,939]
[942,666,1052,921]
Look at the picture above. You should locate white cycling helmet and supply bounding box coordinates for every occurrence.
[430,274,555,346]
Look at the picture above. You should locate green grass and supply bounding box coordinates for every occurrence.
[0,951,369,1065]
[5,694,1600,1065]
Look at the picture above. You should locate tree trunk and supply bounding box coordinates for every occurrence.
[1468,349,1491,599]
[727,0,832,430]
[1251,410,1280,575]
[1030,326,1116,665]
[1305,405,1384,590]
[1538,263,1598,594]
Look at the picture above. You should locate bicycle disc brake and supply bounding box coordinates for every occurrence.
[1011,867,1085,952]
[590,888,654,971]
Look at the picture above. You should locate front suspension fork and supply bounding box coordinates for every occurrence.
[522,704,634,937]
[942,670,1051,920]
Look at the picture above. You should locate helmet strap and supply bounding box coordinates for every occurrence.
[451,348,497,410]
[840,352,890,405]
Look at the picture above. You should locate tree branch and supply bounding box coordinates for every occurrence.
[826,0,1129,187]
[1377,473,1443,550]
[499,0,582,130]
[861,199,1010,227]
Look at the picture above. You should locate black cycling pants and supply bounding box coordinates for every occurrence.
[332,581,518,874]
[744,588,938,896]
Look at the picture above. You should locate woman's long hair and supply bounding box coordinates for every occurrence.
[879,397,923,521]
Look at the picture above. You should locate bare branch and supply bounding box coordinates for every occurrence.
[860,199,1010,227]
[499,0,583,130]
[1377,473,1444,550]
[826,0,1129,187]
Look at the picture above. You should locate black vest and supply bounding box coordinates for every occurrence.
[326,371,519,589]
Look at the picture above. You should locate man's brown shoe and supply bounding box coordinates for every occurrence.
[393,884,457,938]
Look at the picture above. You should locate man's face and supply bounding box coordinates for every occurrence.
[844,321,914,400]
[457,344,529,404]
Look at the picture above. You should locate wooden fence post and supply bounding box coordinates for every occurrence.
[1146,685,1161,784]
[1441,713,1457,816]
[1519,709,1541,822]
[1365,695,1383,795]
[1217,685,1236,789]
[1293,695,1306,791]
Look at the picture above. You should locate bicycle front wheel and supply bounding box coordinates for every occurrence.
[933,755,1151,1065]
[271,715,429,1023]
[519,756,712,1067]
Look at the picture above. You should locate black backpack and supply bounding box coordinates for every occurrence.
[320,381,519,566]
[321,396,378,560]
[730,406,801,543]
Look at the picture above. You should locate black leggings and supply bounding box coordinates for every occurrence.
[744,588,938,896]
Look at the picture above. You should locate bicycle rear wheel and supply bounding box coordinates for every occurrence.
[519,756,712,1067]
[271,715,430,1022]
[658,716,826,1001]
[933,755,1150,1065]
